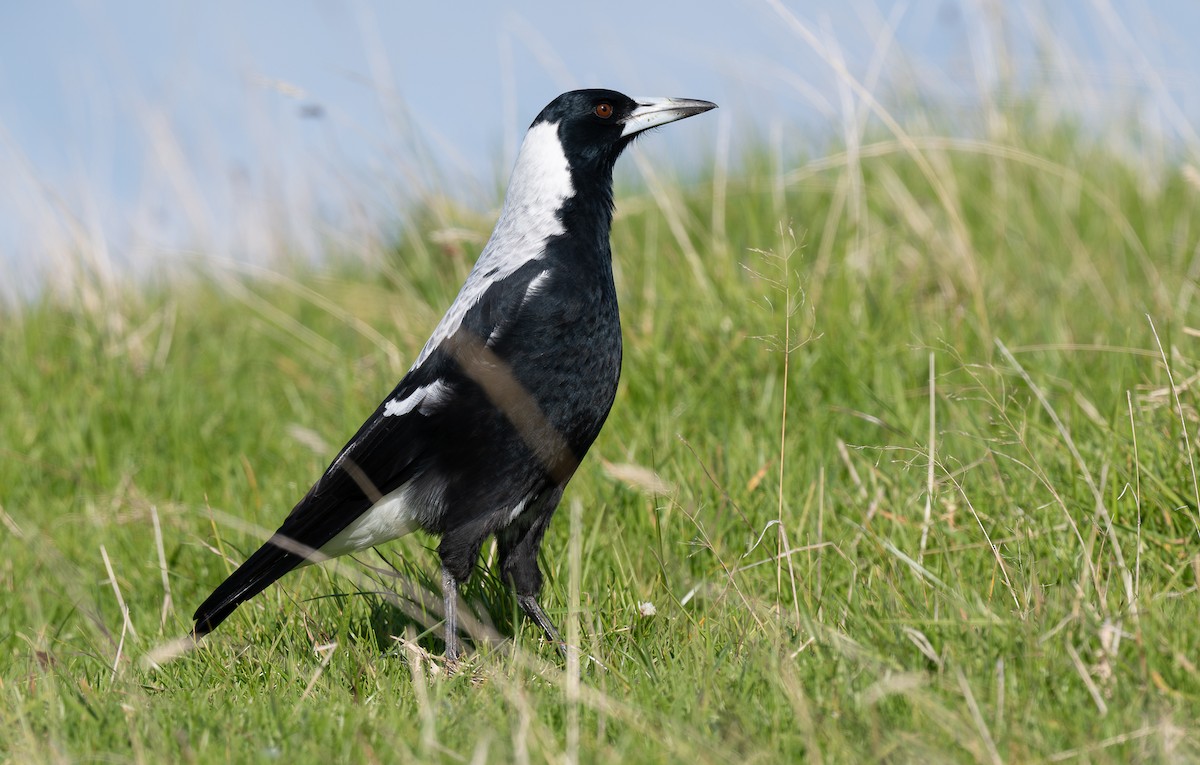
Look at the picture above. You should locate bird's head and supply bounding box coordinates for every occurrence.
[531,89,717,178]
[496,89,715,238]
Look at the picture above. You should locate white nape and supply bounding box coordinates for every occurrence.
[411,121,573,367]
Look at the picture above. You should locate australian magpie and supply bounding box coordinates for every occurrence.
[192,89,716,660]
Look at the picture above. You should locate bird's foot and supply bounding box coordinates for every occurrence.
[517,593,570,655]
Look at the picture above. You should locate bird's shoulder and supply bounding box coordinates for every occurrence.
[294,360,455,508]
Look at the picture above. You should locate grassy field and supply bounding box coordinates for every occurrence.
[3,113,1200,763]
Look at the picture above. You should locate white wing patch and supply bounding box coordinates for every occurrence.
[411,121,573,367]
[487,269,553,345]
[521,269,553,306]
[383,379,451,418]
[506,498,529,524]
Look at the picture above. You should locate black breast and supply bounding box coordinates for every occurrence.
[502,268,621,452]
[410,253,621,537]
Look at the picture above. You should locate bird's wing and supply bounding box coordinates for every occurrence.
[191,370,435,634]
[193,258,554,634]
[283,254,554,535]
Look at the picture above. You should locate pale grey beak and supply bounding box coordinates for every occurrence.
[620,97,717,137]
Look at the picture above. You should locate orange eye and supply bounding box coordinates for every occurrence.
[594,102,613,119]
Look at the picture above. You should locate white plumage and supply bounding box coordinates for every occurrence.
[411,121,574,367]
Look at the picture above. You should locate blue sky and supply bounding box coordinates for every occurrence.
[2,1,1198,300]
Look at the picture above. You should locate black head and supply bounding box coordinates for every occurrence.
[531,89,716,177]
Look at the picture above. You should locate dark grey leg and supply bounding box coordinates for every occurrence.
[518,597,564,657]
[442,567,462,662]
[498,489,566,652]
[517,593,563,647]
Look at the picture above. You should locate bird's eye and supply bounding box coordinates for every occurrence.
[594,103,613,119]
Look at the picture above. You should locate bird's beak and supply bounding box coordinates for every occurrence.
[620,97,717,137]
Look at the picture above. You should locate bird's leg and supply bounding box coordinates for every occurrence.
[497,493,566,653]
[441,567,462,663]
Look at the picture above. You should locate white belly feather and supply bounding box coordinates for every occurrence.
[314,484,422,561]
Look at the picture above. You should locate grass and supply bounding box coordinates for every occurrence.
[3,111,1200,763]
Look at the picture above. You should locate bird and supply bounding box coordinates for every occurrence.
[192,89,716,660]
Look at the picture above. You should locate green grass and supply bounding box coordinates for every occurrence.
[4,116,1200,763]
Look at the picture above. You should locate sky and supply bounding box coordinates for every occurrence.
[2,1,1199,301]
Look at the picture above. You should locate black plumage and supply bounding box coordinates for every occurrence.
[193,89,716,659]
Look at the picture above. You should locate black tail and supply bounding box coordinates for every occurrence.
[192,542,305,636]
